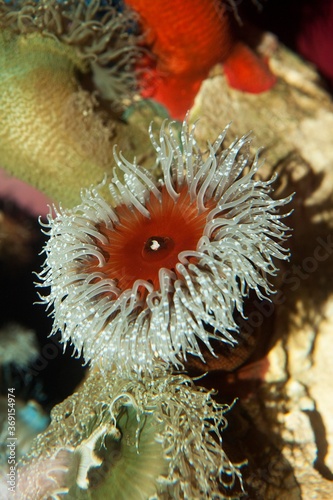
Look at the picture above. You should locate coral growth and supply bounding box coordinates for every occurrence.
[38,119,291,374]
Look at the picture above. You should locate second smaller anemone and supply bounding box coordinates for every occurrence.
[38,119,291,374]
[16,369,243,499]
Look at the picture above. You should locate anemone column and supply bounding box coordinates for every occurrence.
[0,0,142,207]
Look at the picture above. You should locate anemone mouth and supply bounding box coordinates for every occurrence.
[86,187,210,292]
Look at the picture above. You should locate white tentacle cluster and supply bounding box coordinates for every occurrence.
[38,120,291,374]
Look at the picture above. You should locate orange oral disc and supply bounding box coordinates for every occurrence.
[85,187,209,291]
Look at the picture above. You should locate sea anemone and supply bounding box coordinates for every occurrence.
[38,119,291,374]
[0,322,38,368]
[0,0,152,207]
[1,0,139,108]
[16,368,243,499]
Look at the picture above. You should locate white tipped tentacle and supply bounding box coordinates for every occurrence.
[38,119,292,374]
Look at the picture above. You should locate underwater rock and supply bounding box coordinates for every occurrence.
[190,39,333,498]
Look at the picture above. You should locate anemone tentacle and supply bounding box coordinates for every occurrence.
[38,119,291,374]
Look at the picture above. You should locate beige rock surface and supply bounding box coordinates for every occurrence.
[189,39,333,499]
